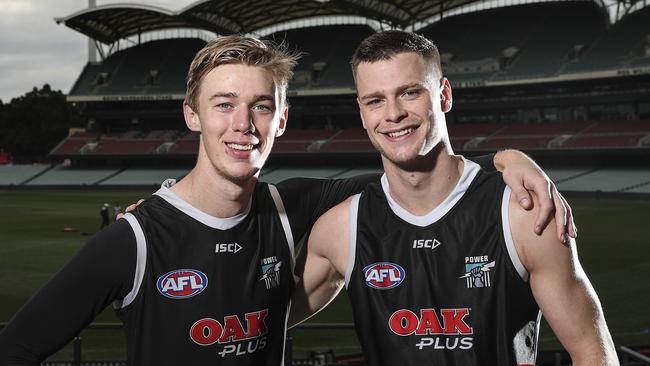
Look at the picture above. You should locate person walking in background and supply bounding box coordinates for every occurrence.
[99,203,109,229]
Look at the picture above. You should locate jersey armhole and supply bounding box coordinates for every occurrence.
[113,213,148,309]
[501,186,529,282]
[344,194,361,289]
[269,184,299,284]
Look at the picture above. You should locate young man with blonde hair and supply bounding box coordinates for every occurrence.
[0,34,574,365]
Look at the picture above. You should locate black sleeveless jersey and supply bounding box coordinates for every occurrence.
[345,159,541,366]
[118,182,295,366]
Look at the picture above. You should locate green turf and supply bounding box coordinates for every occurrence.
[1,191,649,360]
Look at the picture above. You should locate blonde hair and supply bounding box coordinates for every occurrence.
[186,34,299,111]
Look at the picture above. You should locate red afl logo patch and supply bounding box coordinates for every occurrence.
[157,269,208,299]
[363,262,405,289]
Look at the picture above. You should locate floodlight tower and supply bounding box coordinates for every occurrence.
[87,0,98,63]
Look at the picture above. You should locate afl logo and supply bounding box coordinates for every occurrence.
[156,269,208,299]
[363,262,405,290]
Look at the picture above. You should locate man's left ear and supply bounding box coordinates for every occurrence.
[275,105,288,137]
[440,77,453,113]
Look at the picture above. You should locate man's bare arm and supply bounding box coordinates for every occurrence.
[289,199,351,328]
[509,192,618,366]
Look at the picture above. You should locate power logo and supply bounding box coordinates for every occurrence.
[190,309,269,357]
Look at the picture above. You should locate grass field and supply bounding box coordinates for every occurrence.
[0,189,649,360]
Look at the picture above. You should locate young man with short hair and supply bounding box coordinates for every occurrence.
[291,31,617,366]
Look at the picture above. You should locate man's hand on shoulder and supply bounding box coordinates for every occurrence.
[116,199,144,220]
[494,149,576,244]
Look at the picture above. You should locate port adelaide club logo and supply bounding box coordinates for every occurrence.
[363,262,405,289]
[458,255,495,289]
[259,256,282,290]
[156,269,208,299]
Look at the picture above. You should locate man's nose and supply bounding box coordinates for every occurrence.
[232,106,256,134]
[385,99,407,123]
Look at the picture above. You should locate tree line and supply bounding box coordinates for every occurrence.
[0,85,80,162]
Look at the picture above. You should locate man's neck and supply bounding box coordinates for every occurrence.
[170,161,256,219]
[382,149,463,216]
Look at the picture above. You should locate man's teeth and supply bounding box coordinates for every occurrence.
[388,128,413,138]
[227,143,254,151]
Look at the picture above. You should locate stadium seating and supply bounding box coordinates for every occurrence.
[99,168,189,186]
[564,6,650,73]
[625,182,650,193]
[273,129,337,153]
[91,139,165,155]
[444,120,650,150]
[561,120,650,148]
[26,165,120,186]
[492,121,593,136]
[468,120,595,150]
[45,119,650,158]
[476,136,555,150]
[495,2,605,79]
[545,168,596,183]
[447,122,504,137]
[156,39,206,92]
[270,25,374,90]
[556,169,650,192]
[69,39,205,97]
[320,128,375,153]
[562,134,645,148]
[50,131,100,156]
[421,2,606,81]
[0,164,50,185]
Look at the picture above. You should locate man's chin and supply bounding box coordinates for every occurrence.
[220,164,261,184]
[381,144,445,172]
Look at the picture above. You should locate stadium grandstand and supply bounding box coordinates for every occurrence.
[2,0,650,365]
[0,0,644,194]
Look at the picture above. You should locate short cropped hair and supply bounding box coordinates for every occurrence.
[186,34,299,111]
[350,30,442,81]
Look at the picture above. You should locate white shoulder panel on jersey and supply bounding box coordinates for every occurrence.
[345,193,361,289]
[114,213,148,309]
[501,186,529,282]
[154,184,251,230]
[268,184,298,283]
[381,156,480,227]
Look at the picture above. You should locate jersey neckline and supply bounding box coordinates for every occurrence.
[153,179,252,230]
[380,156,480,227]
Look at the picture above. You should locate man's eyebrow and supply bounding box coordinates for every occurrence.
[402,82,425,90]
[359,82,425,101]
[208,92,237,101]
[253,94,275,102]
[359,92,383,101]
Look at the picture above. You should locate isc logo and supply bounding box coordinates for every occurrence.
[215,243,242,254]
[363,262,405,289]
[412,239,442,250]
[157,269,208,299]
